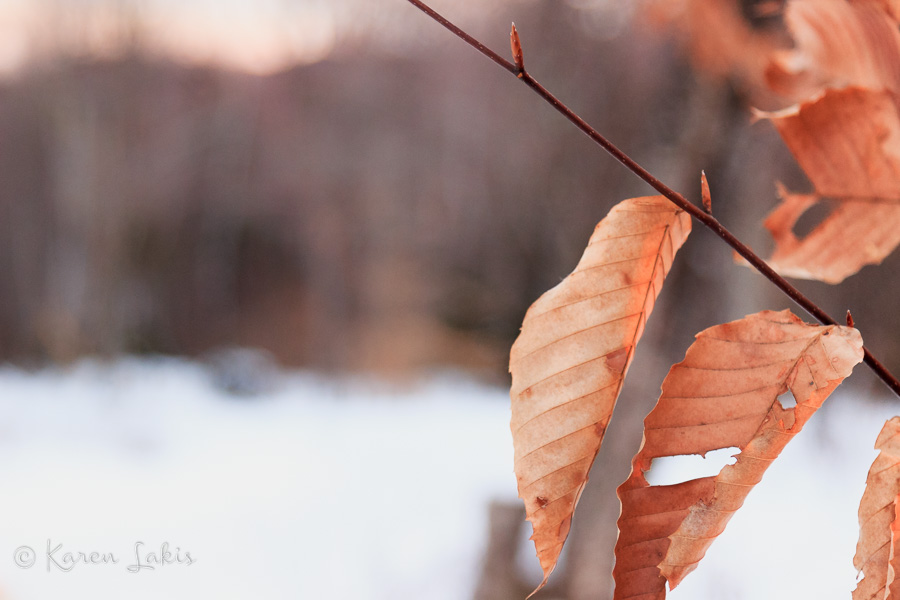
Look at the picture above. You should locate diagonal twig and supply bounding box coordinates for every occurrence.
[404,0,900,399]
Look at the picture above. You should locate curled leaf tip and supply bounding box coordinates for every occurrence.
[525,576,549,599]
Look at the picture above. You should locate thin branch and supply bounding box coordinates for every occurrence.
[406,0,516,75]
[404,0,900,399]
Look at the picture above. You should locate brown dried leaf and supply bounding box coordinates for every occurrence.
[614,310,864,600]
[767,0,900,101]
[760,87,900,283]
[510,196,691,593]
[853,417,900,600]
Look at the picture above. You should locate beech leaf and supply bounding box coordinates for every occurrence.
[853,417,900,600]
[767,0,900,100]
[758,87,900,283]
[510,196,691,593]
[614,309,864,600]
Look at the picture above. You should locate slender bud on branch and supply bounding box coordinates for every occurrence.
[701,171,712,215]
[847,310,855,328]
[510,23,525,76]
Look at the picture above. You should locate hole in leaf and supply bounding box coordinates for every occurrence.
[776,390,797,409]
[645,447,741,486]
[791,199,835,239]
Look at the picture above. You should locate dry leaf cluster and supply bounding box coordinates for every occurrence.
[506,1,900,597]
[648,0,900,282]
[759,0,900,283]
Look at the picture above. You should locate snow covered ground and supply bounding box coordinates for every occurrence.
[0,357,895,599]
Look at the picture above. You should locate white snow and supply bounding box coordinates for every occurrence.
[0,358,516,600]
[0,357,895,599]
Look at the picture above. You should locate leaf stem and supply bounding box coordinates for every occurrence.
[403,0,900,399]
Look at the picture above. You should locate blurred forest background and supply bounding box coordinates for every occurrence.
[1,0,899,379]
[3,0,900,598]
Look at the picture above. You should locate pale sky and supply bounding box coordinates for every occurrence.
[140,0,339,73]
[0,0,352,75]
[0,0,625,76]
